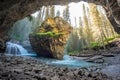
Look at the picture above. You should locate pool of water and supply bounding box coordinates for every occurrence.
[5,42,96,68]
[6,53,96,68]
[28,54,96,68]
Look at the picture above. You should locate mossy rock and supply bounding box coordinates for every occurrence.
[35,32,64,38]
[29,17,72,59]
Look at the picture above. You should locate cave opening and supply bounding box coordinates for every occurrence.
[0,1,120,79]
[7,1,118,56]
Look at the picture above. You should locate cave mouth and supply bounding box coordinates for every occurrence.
[4,1,119,68]
[0,1,120,79]
[4,1,110,68]
[7,1,118,55]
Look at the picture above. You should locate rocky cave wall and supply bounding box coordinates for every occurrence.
[0,0,120,51]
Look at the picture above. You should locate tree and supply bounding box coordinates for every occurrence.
[50,5,55,18]
[89,4,108,49]
[45,6,50,19]
[63,4,70,22]
[56,10,60,16]
[82,4,93,48]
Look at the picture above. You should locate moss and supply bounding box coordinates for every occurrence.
[90,42,102,49]
[68,50,79,56]
[34,31,64,38]
[104,37,115,42]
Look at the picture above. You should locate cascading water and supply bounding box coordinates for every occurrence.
[5,42,95,68]
[5,42,34,56]
[47,55,95,68]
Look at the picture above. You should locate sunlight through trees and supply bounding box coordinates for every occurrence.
[9,1,118,55]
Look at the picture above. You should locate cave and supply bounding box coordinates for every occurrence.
[0,0,120,49]
[0,0,120,80]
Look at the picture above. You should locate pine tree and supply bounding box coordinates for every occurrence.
[56,10,60,16]
[45,6,50,19]
[50,5,55,18]
[82,4,93,48]
[63,4,70,22]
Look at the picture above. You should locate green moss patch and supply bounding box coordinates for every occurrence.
[90,42,102,49]
[104,37,115,42]
[34,31,64,38]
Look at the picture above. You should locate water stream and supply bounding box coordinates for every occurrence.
[5,42,95,68]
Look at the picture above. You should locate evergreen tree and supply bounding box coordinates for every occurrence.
[63,4,70,22]
[56,10,60,16]
[82,4,93,48]
[50,5,55,18]
[45,6,50,19]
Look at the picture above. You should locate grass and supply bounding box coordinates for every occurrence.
[35,31,64,38]
[104,37,115,42]
[89,42,103,49]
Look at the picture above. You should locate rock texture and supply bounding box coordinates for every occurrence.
[29,17,72,59]
[102,0,120,33]
[0,55,110,80]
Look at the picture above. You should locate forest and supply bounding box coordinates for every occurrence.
[9,2,118,55]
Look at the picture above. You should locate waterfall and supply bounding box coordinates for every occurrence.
[5,42,29,55]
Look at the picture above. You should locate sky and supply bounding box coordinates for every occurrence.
[32,1,89,27]
[54,1,89,27]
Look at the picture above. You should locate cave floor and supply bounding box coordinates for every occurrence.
[0,54,111,80]
[0,39,120,80]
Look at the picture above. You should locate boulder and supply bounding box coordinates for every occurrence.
[29,17,72,59]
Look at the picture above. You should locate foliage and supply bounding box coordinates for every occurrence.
[90,42,102,49]
[9,2,119,55]
[35,31,64,38]
[56,10,60,16]
[68,50,79,56]
[66,3,118,55]
[50,5,55,18]
[104,37,115,42]
[63,4,70,22]
[66,29,83,53]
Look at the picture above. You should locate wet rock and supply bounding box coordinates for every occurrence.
[67,71,74,76]
[51,76,60,80]
[85,55,104,63]
[94,59,104,63]
[58,72,64,76]
[62,67,68,72]
[102,54,115,57]
[0,55,115,80]
[29,17,72,59]
[13,69,23,74]
[117,76,120,80]
[33,74,42,80]
[78,70,84,76]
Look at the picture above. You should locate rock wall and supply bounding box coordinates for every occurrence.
[107,0,120,33]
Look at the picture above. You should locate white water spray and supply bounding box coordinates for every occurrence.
[5,42,29,55]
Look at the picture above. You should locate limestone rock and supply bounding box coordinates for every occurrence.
[29,17,72,59]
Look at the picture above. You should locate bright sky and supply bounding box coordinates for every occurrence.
[55,1,89,27]
[32,1,89,27]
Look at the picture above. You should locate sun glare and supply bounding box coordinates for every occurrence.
[32,1,89,27]
[55,1,89,27]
